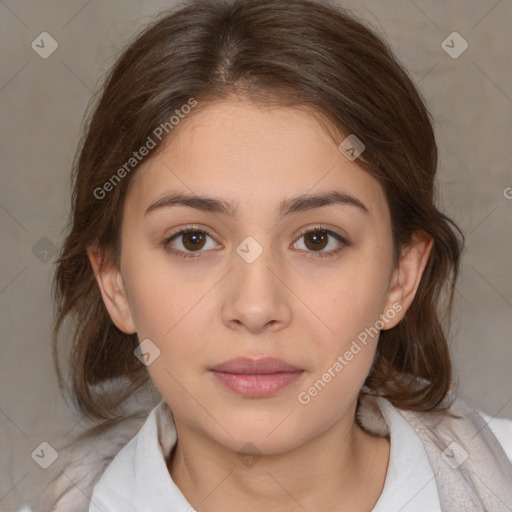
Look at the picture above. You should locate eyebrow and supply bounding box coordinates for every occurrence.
[144,190,369,218]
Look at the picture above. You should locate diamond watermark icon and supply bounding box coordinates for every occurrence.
[441,441,468,469]
[236,236,263,264]
[338,134,365,161]
[134,338,161,366]
[31,32,59,59]
[32,237,57,263]
[441,32,468,59]
[237,442,262,468]
[31,441,58,469]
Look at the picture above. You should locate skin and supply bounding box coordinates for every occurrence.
[89,96,432,511]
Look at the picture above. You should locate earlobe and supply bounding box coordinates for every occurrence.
[87,245,137,334]
[381,231,433,330]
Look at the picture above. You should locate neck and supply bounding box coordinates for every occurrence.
[167,405,390,512]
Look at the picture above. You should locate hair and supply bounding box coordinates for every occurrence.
[53,0,464,420]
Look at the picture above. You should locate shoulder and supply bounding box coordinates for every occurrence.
[478,410,512,462]
[357,391,512,464]
[19,384,162,512]
[23,412,147,512]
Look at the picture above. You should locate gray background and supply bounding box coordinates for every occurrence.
[1,0,511,508]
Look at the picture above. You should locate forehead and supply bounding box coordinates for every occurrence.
[125,98,389,221]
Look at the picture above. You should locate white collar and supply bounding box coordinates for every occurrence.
[371,397,441,511]
[89,397,442,511]
[89,399,190,512]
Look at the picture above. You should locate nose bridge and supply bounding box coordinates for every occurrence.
[221,234,291,332]
[233,234,282,298]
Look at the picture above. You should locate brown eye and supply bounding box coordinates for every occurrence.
[181,231,207,251]
[293,226,348,258]
[164,228,219,258]
[303,230,328,251]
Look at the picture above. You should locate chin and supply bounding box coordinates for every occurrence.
[204,413,306,456]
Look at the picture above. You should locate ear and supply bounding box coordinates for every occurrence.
[87,245,137,334]
[381,231,433,330]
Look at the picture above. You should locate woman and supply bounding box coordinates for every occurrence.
[17,0,512,510]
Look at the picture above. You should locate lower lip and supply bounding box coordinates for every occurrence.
[210,370,304,397]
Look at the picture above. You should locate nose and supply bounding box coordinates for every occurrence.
[221,243,292,334]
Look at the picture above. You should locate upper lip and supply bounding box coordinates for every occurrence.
[210,357,302,374]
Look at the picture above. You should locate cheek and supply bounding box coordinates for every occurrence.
[292,252,391,401]
[304,254,390,341]
[123,249,203,335]
[123,256,217,379]
[294,264,386,411]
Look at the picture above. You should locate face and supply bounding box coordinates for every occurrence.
[92,97,430,456]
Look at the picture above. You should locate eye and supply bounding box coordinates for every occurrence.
[292,225,348,258]
[163,228,219,259]
[163,224,348,260]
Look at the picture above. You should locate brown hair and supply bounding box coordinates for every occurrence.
[53,0,464,420]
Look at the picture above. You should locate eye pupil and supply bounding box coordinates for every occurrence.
[304,231,328,251]
[183,231,206,251]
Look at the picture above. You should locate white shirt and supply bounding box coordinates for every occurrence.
[87,397,512,512]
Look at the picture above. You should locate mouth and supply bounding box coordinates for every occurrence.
[209,357,305,397]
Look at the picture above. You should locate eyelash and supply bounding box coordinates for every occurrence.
[163,225,349,260]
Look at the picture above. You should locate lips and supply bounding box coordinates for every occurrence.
[209,357,304,397]
[210,357,302,374]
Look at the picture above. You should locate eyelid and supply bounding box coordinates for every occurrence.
[292,224,349,258]
[296,224,348,244]
[163,224,349,259]
[162,225,221,258]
